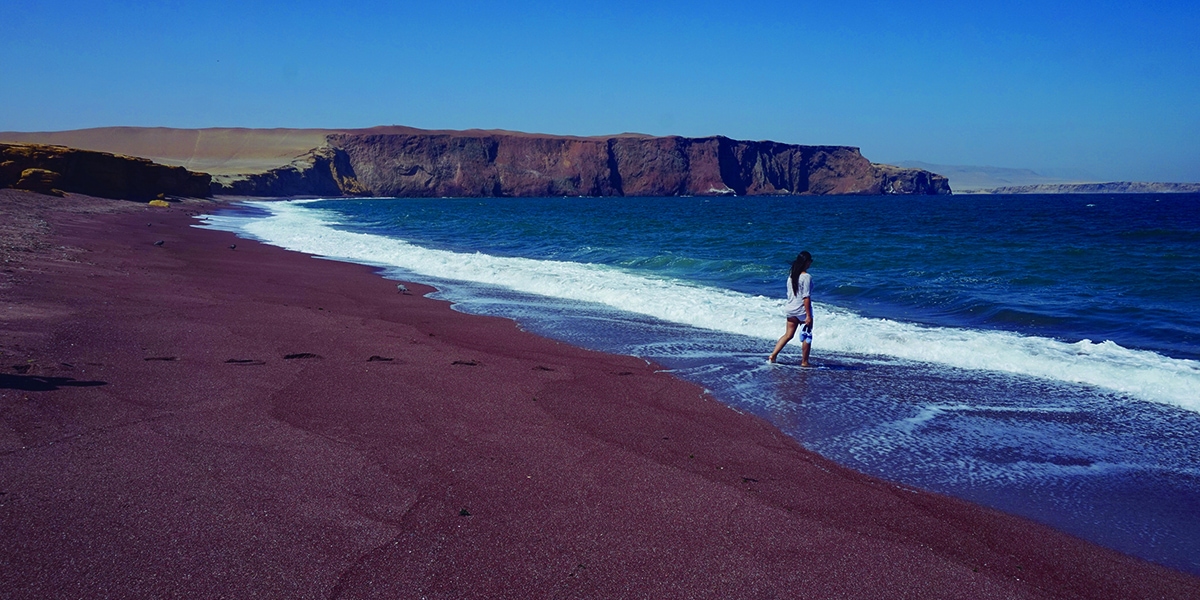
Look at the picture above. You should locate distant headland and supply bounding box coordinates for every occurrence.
[958,182,1200,194]
[893,161,1199,194]
[0,126,950,198]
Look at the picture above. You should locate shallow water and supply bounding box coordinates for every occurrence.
[199,194,1200,574]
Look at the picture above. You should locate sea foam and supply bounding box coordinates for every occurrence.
[198,200,1200,412]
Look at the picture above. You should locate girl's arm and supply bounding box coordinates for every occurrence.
[803,296,813,328]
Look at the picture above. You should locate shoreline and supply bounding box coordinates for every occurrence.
[2,190,1197,598]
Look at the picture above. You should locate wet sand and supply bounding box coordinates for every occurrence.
[1,189,1197,598]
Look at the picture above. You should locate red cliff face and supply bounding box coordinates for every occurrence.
[216,130,950,197]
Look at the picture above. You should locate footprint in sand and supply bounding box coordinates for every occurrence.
[225,359,266,366]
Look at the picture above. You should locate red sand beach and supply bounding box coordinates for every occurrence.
[2,189,1197,598]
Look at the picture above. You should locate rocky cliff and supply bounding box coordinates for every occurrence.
[214,129,950,197]
[0,143,211,200]
[213,145,367,197]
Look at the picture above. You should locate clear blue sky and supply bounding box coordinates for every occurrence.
[3,0,1198,181]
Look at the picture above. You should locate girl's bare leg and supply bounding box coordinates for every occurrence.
[768,318,799,363]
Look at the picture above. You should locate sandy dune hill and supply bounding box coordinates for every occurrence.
[0,127,340,175]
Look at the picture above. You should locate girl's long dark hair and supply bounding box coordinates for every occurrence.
[790,251,812,295]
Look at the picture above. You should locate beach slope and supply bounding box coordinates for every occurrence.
[1,190,1195,598]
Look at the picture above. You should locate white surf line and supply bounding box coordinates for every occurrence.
[196,200,1200,413]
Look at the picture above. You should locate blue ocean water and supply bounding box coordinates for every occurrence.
[200,194,1200,575]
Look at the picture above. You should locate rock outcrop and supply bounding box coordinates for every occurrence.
[12,168,65,196]
[871,163,957,195]
[0,143,211,200]
[213,145,367,197]
[209,129,949,197]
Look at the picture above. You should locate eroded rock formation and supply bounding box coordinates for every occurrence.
[1,128,951,198]
[0,143,211,200]
[213,145,367,197]
[214,129,951,197]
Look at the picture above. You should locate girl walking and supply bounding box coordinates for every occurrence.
[768,251,813,366]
